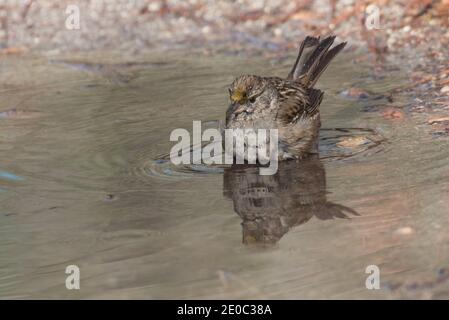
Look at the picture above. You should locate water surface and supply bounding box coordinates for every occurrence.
[1,52,449,299]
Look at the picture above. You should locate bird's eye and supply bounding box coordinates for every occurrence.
[249,97,256,103]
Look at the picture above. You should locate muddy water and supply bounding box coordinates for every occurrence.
[1,52,449,299]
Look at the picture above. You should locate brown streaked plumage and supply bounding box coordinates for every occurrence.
[226,35,347,160]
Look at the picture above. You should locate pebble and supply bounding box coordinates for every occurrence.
[148,3,161,12]
[428,116,449,124]
[339,87,371,100]
[273,28,282,37]
[394,226,414,235]
[402,25,411,33]
[104,194,118,201]
[441,85,449,94]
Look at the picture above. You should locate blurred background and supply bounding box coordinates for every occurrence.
[0,0,448,57]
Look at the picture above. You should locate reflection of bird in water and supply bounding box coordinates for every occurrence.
[223,157,359,245]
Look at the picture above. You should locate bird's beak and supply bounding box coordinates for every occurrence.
[230,102,246,115]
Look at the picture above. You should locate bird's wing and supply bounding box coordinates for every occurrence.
[274,79,323,124]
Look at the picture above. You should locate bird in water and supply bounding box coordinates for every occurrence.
[226,35,347,160]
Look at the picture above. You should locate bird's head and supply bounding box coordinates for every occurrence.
[227,75,270,117]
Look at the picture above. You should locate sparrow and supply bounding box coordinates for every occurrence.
[226,35,347,160]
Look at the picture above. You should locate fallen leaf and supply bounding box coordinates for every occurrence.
[337,136,370,148]
[381,107,405,120]
[1,47,27,55]
[291,10,322,21]
[439,78,449,86]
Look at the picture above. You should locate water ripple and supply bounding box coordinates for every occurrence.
[142,126,386,179]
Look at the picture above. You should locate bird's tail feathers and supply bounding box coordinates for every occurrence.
[288,35,347,88]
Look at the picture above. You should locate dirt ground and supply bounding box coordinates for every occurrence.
[1,0,449,134]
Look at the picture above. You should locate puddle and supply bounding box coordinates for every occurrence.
[1,52,449,299]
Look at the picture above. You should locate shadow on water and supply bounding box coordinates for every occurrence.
[223,157,359,245]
